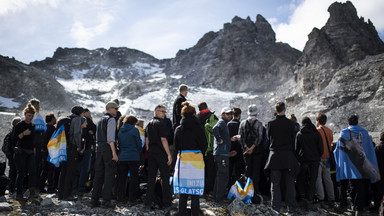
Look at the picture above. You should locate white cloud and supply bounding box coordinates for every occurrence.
[70,12,114,47]
[0,0,60,15]
[273,0,384,51]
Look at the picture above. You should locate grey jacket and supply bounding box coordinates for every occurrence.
[213,117,231,156]
[69,114,82,149]
[239,116,263,148]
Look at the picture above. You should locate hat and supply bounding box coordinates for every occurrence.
[221,107,233,114]
[71,106,84,116]
[106,101,119,110]
[247,104,258,116]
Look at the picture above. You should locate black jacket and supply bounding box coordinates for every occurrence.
[265,115,297,171]
[172,94,186,130]
[174,114,207,153]
[227,119,242,154]
[295,118,323,162]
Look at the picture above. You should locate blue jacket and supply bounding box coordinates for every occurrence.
[213,117,231,156]
[334,125,380,183]
[118,123,142,161]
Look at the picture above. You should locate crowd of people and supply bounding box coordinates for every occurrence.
[2,84,384,216]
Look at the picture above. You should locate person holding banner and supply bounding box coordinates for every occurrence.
[173,102,207,216]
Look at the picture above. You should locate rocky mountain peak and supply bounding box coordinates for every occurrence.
[299,1,384,69]
[296,1,384,94]
[255,14,276,43]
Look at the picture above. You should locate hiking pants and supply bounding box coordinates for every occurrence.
[78,148,92,192]
[315,158,335,201]
[179,194,200,216]
[58,147,78,199]
[244,153,263,193]
[91,149,117,201]
[204,153,216,194]
[117,161,140,202]
[144,151,172,207]
[296,161,319,200]
[14,150,36,195]
[6,154,17,193]
[270,169,297,212]
[213,155,229,201]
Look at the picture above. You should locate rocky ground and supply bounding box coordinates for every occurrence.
[0,190,379,216]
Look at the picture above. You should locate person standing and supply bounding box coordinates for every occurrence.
[174,102,207,216]
[212,107,233,203]
[58,106,86,201]
[78,108,96,195]
[295,117,323,203]
[315,112,335,204]
[91,101,119,208]
[227,107,244,187]
[334,115,380,215]
[13,103,37,200]
[117,115,142,204]
[4,117,21,194]
[172,84,188,130]
[264,102,298,215]
[39,112,56,192]
[144,104,172,208]
[196,102,217,196]
[29,98,47,193]
[238,104,264,201]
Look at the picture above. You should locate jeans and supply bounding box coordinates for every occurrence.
[6,154,17,193]
[78,148,92,192]
[270,169,297,211]
[213,155,229,201]
[117,161,139,202]
[179,194,200,216]
[14,150,36,195]
[91,149,117,201]
[315,158,335,201]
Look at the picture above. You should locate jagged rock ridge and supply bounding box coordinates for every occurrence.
[163,15,302,92]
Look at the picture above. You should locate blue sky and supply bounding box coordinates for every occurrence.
[0,0,383,64]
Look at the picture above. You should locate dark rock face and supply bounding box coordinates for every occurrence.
[0,55,73,110]
[31,47,166,80]
[164,15,302,92]
[297,1,384,94]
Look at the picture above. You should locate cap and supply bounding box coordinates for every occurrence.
[221,107,233,114]
[106,101,119,110]
[247,104,258,116]
[71,106,84,116]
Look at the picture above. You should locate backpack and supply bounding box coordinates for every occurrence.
[204,113,218,155]
[244,120,258,147]
[55,116,74,146]
[2,130,14,155]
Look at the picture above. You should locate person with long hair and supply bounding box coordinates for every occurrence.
[13,103,37,200]
[174,102,207,216]
[117,115,143,204]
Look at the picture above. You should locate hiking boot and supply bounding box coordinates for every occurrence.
[63,195,77,201]
[29,187,37,199]
[91,199,101,207]
[102,200,115,208]
[16,194,26,201]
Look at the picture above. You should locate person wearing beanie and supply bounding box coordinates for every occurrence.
[295,117,323,203]
[58,105,84,201]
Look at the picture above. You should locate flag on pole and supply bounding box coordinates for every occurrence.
[47,125,67,167]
